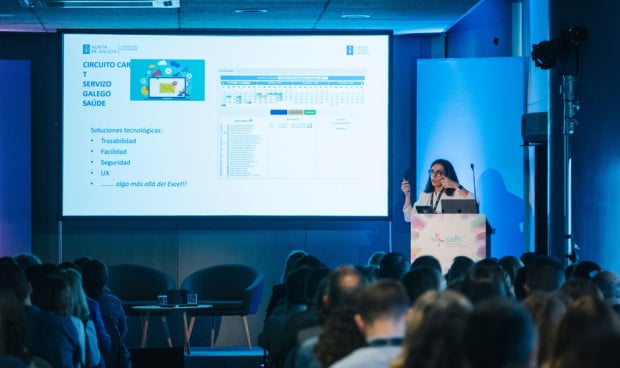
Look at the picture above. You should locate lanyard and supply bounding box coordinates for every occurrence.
[431,191,443,213]
[367,337,404,347]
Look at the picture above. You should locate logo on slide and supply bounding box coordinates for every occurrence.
[82,44,91,54]
[129,59,205,101]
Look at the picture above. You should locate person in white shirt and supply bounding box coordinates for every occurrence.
[401,158,474,221]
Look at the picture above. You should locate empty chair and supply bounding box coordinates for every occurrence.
[107,264,176,348]
[180,264,264,348]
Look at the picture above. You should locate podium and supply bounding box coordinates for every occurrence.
[410,213,488,274]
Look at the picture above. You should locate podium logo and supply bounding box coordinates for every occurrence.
[431,233,445,247]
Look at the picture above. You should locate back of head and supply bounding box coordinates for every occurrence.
[315,290,366,367]
[285,266,313,305]
[461,262,511,303]
[551,295,620,364]
[358,279,409,324]
[81,258,108,298]
[399,290,472,368]
[571,260,602,280]
[559,277,603,303]
[499,255,523,286]
[522,291,568,366]
[401,266,443,305]
[294,254,325,271]
[282,250,308,282]
[368,251,386,267]
[60,268,90,321]
[0,257,30,304]
[411,255,442,275]
[592,270,620,302]
[304,266,330,306]
[525,255,565,294]
[378,252,410,280]
[446,256,474,286]
[14,253,42,271]
[325,265,363,311]
[463,297,536,368]
[31,274,72,316]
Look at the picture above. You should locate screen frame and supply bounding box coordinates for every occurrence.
[59,29,393,221]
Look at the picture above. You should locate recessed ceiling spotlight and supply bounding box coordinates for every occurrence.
[341,14,371,19]
[234,9,268,14]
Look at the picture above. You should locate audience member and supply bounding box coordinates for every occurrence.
[461,261,512,303]
[259,266,311,351]
[498,255,523,288]
[519,252,538,267]
[13,254,42,272]
[81,259,131,368]
[330,279,409,368]
[2,259,82,368]
[0,288,31,366]
[295,265,363,368]
[411,255,442,276]
[445,256,474,288]
[554,332,620,368]
[60,267,102,367]
[312,292,366,368]
[559,277,602,303]
[377,252,409,280]
[267,267,330,368]
[522,291,567,367]
[29,272,83,368]
[367,251,386,268]
[592,270,620,315]
[549,295,620,367]
[265,250,308,319]
[392,290,472,368]
[570,260,602,280]
[400,266,443,305]
[524,255,565,295]
[463,297,536,368]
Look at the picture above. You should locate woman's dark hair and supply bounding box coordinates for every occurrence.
[423,158,460,196]
[314,292,365,367]
[0,288,31,364]
[81,259,109,299]
[31,274,72,316]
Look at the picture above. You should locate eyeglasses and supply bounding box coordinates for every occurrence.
[428,170,447,177]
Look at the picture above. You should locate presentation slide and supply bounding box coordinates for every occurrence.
[62,33,390,217]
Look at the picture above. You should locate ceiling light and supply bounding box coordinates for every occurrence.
[341,14,371,19]
[234,9,268,14]
[26,0,179,8]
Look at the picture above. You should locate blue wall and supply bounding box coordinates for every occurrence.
[416,57,528,258]
[0,60,32,257]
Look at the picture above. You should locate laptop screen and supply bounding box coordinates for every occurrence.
[441,199,479,214]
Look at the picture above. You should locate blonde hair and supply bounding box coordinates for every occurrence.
[60,268,91,322]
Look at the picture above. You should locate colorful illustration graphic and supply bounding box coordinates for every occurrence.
[130,59,205,101]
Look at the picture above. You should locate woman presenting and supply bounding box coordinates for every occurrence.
[401,158,474,222]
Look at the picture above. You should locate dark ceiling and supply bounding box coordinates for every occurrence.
[0,0,481,35]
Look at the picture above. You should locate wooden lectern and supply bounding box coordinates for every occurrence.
[410,213,488,274]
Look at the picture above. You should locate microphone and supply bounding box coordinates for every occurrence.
[470,163,479,213]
